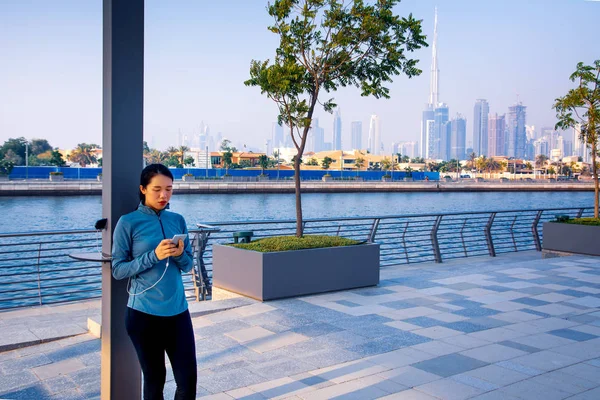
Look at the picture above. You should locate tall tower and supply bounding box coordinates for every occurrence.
[506,103,527,158]
[332,109,342,151]
[369,115,381,155]
[473,99,489,156]
[421,7,440,158]
[429,7,439,107]
[351,121,362,150]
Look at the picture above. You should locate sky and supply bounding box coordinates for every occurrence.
[0,0,599,153]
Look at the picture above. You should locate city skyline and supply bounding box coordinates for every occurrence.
[0,0,598,152]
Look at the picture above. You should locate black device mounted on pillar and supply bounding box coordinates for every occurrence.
[95,218,108,230]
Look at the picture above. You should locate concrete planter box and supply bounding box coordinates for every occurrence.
[49,174,64,182]
[222,175,233,181]
[543,222,600,256]
[404,177,413,182]
[257,175,269,181]
[322,175,332,182]
[182,175,195,182]
[213,243,380,301]
[97,175,102,182]
[0,175,8,181]
[381,176,392,182]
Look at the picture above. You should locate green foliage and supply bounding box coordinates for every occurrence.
[258,154,270,171]
[0,159,14,175]
[29,139,52,156]
[69,143,98,167]
[49,150,66,166]
[244,0,427,236]
[563,218,600,226]
[0,137,27,165]
[229,235,361,252]
[306,157,319,166]
[183,156,195,167]
[381,158,392,171]
[49,171,64,176]
[321,156,333,169]
[240,159,252,168]
[554,60,600,217]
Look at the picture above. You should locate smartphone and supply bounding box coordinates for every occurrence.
[170,234,188,244]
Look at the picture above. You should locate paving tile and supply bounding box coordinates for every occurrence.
[378,389,441,399]
[345,332,431,357]
[499,378,572,400]
[31,358,86,380]
[350,323,412,339]
[467,327,525,342]
[300,376,389,400]
[531,293,577,303]
[564,387,600,400]
[226,326,275,343]
[509,350,581,372]
[0,371,39,395]
[482,302,526,312]
[547,328,598,342]
[412,326,462,339]
[452,307,500,318]
[557,362,600,382]
[512,297,551,307]
[249,358,314,380]
[380,301,418,310]
[463,364,529,386]
[294,348,362,369]
[440,334,492,350]
[567,296,600,308]
[244,332,309,354]
[411,354,488,378]
[531,303,582,316]
[366,348,434,369]
[290,322,343,338]
[197,368,267,394]
[495,360,544,376]
[401,317,443,328]
[497,340,541,353]
[460,344,527,363]
[510,332,576,350]
[410,341,464,357]
[415,377,485,400]
[428,312,469,323]
[377,366,442,388]
[529,370,598,395]
[466,317,510,329]
[385,320,422,331]
[441,321,488,333]
[450,374,499,391]
[468,391,522,400]
[309,359,387,384]
[333,300,362,308]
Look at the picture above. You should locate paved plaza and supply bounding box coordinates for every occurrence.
[1,251,600,399]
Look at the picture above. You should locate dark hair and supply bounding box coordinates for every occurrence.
[139,164,174,204]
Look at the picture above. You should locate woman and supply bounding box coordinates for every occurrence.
[112,163,196,400]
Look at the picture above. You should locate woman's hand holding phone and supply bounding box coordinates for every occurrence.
[155,239,178,261]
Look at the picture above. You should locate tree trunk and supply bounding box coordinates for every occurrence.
[593,151,599,219]
[294,158,303,237]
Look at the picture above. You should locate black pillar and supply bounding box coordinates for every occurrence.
[102,0,144,399]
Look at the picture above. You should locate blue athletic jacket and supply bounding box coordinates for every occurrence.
[112,203,194,316]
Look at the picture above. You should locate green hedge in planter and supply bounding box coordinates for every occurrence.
[562,218,600,226]
[49,171,64,176]
[229,235,361,252]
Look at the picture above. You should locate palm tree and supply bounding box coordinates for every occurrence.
[467,152,477,171]
[145,149,165,165]
[476,156,488,175]
[68,143,98,167]
[381,158,392,172]
[354,157,365,175]
[177,146,190,166]
[321,156,333,170]
[258,155,269,175]
[535,154,548,168]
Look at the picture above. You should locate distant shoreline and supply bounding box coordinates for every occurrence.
[0,180,594,196]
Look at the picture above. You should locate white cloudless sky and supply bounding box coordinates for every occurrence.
[0,0,599,152]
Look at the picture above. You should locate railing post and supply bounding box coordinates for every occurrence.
[431,216,442,263]
[485,213,496,257]
[37,243,43,306]
[532,210,543,251]
[368,218,381,243]
[576,208,584,219]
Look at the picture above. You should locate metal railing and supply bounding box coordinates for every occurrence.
[0,206,592,310]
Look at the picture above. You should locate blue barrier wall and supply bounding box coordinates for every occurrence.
[9,166,439,181]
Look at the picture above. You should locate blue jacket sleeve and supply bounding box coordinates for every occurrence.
[172,219,194,273]
[111,217,159,280]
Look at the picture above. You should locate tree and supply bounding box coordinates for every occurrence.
[554,60,600,217]
[404,166,413,177]
[321,156,333,170]
[525,162,533,171]
[145,149,165,165]
[467,152,477,171]
[245,0,427,236]
[222,152,233,174]
[535,154,548,168]
[49,150,66,166]
[401,155,410,163]
[183,156,195,167]
[69,143,98,167]
[177,146,190,166]
[411,157,424,164]
[258,155,270,174]
[29,139,52,156]
[1,137,27,165]
[381,158,392,173]
[548,166,556,176]
[240,159,252,168]
[306,157,319,166]
[354,157,365,175]
[0,159,14,175]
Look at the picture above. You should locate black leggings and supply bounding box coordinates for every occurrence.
[125,307,197,400]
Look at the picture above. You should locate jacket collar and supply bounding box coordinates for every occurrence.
[137,202,170,216]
